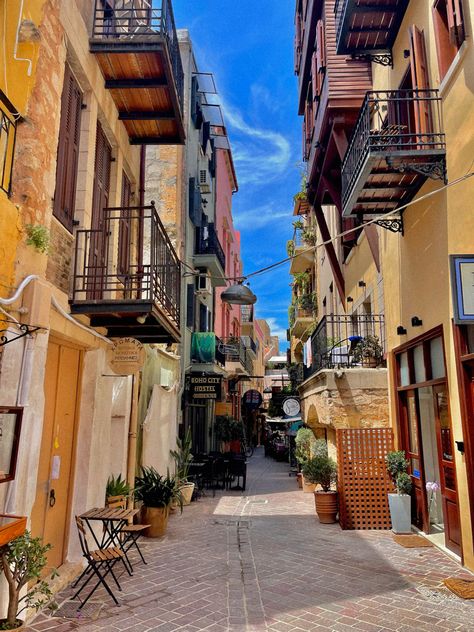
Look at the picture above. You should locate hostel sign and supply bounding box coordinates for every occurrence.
[189,374,222,400]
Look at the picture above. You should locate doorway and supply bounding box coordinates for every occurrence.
[30,339,82,569]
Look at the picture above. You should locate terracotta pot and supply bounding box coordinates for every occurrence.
[314,491,338,524]
[302,476,316,493]
[179,482,195,506]
[296,473,303,489]
[0,619,25,630]
[142,506,169,537]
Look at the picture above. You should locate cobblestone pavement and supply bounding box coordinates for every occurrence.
[29,449,474,632]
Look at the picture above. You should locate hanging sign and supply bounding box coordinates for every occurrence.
[282,397,301,418]
[189,374,222,400]
[107,338,145,375]
[450,255,474,324]
[242,389,263,410]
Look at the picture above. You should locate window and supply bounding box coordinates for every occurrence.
[53,65,83,232]
[433,0,465,80]
[0,91,18,196]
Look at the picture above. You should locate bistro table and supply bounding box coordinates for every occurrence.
[79,507,139,574]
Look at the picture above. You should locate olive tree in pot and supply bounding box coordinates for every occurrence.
[302,452,338,523]
[170,428,194,506]
[0,532,57,630]
[386,451,413,534]
[134,467,183,537]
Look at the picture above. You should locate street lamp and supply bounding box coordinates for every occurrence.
[221,281,257,305]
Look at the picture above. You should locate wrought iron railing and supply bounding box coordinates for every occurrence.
[241,305,253,323]
[305,314,385,378]
[72,203,180,328]
[341,89,445,211]
[0,92,17,196]
[220,337,253,374]
[91,0,184,107]
[242,335,257,355]
[334,0,345,51]
[195,223,226,271]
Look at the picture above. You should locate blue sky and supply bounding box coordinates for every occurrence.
[173,1,301,351]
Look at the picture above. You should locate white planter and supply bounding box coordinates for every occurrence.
[388,493,412,534]
[179,482,195,506]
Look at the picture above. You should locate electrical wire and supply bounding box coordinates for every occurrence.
[181,170,474,283]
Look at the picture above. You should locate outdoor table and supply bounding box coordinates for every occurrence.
[80,507,139,574]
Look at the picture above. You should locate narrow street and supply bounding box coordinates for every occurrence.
[30,450,473,632]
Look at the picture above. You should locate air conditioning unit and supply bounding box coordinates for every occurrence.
[199,166,212,194]
[196,274,212,297]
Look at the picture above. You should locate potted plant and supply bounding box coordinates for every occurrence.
[386,451,412,534]
[352,334,383,368]
[229,418,243,453]
[301,229,316,246]
[170,428,195,506]
[105,473,131,506]
[134,467,183,537]
[295,428,316,492]
[0,532,57,630]
[303,451,338,523]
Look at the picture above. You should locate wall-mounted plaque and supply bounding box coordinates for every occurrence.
[107,337,145,375]
[450,255,474,324]
[0,407,23,483]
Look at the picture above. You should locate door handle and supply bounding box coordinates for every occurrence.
[49,489,56,507]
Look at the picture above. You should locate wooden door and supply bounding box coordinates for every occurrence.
[88,122,112,298]
[118,171,132,278]
[433,384,462,555]
[30,340,82,569]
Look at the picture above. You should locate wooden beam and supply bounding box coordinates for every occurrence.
[321,176,342,213]
[364,224,381,272]
[130,136,184,145]
[332,127,349,162]
[119,111,175,120]
[313,204,345,303]
[105,78,167,89]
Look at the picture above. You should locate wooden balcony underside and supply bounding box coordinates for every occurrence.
[93,48,184,144]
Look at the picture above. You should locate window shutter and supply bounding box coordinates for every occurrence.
[53,64,83,232]
[316,20,326,73]
[186,283,195,329]
[91,122,112,230]
[118,172,131,276]
[446,0,465,46]
[409,26,433,137]
[311,51,319,99]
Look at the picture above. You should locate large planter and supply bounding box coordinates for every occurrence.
[314,491,338,524]
[0,619,25,630]
[302,476,316,493]
[388,493,412,534]
[142,506,169,538]
[179,482,195,506]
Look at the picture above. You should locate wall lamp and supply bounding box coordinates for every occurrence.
[221,281,257,305]
[358,280,366,288]
[411,316,423,327]
[347,296,354,303]
[396,325,407,335]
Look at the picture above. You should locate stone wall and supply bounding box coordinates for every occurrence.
[46,219,74,293]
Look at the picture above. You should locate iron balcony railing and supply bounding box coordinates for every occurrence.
[220,337,253,375]
[191,332,225,366]
[241,305,254,323]
[195,223,226,271]
[91,0,184,107]
[242,335,257,355]
[334,0,345,50]
[341,89,445,211]
[305,314,385,378]
[72,203,180,328]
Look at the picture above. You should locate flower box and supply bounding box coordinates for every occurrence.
[0,515,26,547]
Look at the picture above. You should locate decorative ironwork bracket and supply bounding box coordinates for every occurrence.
[374,217,404,234]
[387,157,447,183]
[0,323,43,347]
[351,50,393,68]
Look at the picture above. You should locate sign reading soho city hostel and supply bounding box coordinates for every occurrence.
[450,255,474,324]
[107,338,146,375]
[189,375,222,400]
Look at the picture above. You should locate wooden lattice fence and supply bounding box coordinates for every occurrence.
[336,428,394,530]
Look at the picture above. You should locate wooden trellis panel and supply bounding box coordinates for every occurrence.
[337,428,394,530]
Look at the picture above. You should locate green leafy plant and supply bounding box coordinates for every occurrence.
[292,219,304,231]
[286,240,295,258]
[302,454,337,492]
[170,428,193,483]
[215,415,232,443]
[298,292,316,312]
[352,334,383,364]
[395,472,413,495]
[105,473,131,501]
[25,224,50,254]
[288,304,296,328]
[134,467,183,511]
[293,168,308,203]
[0,532,57,629]
[301,229,316,246]
[295,428,316,466]
[293,271,310,290]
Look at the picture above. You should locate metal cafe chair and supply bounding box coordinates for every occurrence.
[73,516,124,608]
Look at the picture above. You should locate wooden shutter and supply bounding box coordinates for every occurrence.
[186,283,195,329]
[409,26,432,138]
[118,171,131,276]
[53,65,82,232]
[316,20,326,71]
[446,0,465,46]
[311,51,319,99]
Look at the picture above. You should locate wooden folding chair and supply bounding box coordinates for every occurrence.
[106,495,150,565]
[73,516,124,608]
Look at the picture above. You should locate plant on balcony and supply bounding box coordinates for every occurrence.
[293,271,310,291]
[385,450,412,534]
[301,229,316,246]
[292,219,304,231]
[352,334,383,367]
[288,303,296,328]
[293,169,308,203]
[287,240,295,257]
[297,292,316,313]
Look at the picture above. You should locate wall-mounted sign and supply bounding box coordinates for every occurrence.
[242,389,263,410]
[107,337,145,375]
[0,407,23,483]
[450,255,474,324]
[189,374,222,400]
[282,397,301,418]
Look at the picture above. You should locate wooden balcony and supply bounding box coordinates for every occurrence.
[291,306,315,341]
[221,338,253,377]
[341,90,446,219]
[90,0,184,145]
[71,203,180,342]
[335,0,409,65]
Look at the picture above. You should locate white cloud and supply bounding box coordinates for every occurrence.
[265,317,288,352]
[223,103,291,186]
[234,202,290,230]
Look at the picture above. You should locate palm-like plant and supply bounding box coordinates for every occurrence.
[170,429,193,483]
[134,467,183,511]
